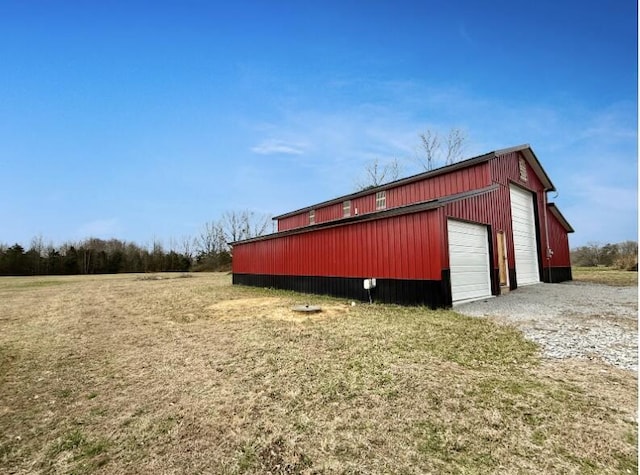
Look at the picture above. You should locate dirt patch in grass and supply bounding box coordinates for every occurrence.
[208,297,352,322]
[0,273,636,474]
[573,266,638,287]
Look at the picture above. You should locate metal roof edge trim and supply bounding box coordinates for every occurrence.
[547,202,575,233]
[231,184,499,246]
[272,151,496,220]
[494,144,555,192]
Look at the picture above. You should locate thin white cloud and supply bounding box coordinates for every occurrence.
[250,139,306,155]
[577,103,637,143]
[239,81,636,246]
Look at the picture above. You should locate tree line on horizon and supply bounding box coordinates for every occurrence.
[570,240,638,271]
[0,210,272,276]
[3,230,637,277]
[4,127,467,276]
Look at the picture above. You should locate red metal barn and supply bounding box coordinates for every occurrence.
[231,144,573,307]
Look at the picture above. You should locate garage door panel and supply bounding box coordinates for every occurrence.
[510,185,540,285]
[448,219,492,303]
[454,273,491,286]
[450,256,489,268]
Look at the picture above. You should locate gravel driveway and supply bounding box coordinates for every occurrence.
[456,282,638,372]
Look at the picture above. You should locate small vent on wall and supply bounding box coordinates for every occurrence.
[343,200,351,217]
[519,157,528,182]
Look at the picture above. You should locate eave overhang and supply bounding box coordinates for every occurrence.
[273,152,495,220]
[495,144,555,191]
[547,203,574,233]
[274,144,557,222]
[231,184,499,246]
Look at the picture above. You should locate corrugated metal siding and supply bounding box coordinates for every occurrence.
[349,194,377,217]
[277,213,308,231]
[493,152,547,274]
[388,163,490,208]
[443,191,505,269]
[239,150,572,299]
[546,209,571,267]
[316,202,344,222]
[278,163,491,231]
[233,208,443,280]
[443,152,557,276]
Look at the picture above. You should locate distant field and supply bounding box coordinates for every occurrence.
[573,266,638,287]
[0,273,636,474]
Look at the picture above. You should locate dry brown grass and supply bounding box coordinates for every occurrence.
[0,273,636,474]
[573,266,638,287]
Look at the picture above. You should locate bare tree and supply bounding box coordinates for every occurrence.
[356,158,401,190]
[418,130,440,171]
[29,234,45,274]
[221,210,271,242]
[445,128,466,165]
[571,240,638,270]
[241,210,271,239]
[221,211,243,243]
[180,235,196,263]
[193,210,270,271]
[571,242,602,267]
[197,221,226,255]
[416,128,467,170]
[615,240,638,270]
[30,234,45,257]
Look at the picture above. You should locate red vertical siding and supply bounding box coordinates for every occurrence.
[489,152,548,272]
[351,194,376,215]
[239,150,572,300]
[441,151,564,278]
[278,214,308,231]
[546,210,571,267]
[442,187,511,270]
[278,163,491,231]
[316,203,343,223]
[233,209,443,280]
[386,163,490,209]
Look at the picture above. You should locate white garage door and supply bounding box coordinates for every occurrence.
[509,184,540,285]
[448,219,492,303]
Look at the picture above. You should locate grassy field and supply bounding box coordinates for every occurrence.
[0,273,636,474]
[573,266,638,287]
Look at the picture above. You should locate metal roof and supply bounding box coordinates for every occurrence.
[547,203,574,233]
[495,144,555,191]
[273,144,555,220]
[231,184,499,245]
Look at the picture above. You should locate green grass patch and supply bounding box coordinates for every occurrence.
[49,429,86,456]
[58,388,73,399]
[355,305,538,369]
[47,429,110,473]
[573,266,638,286]
[0,273,635,474]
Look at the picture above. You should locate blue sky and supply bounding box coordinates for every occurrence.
[0,1,637,249]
